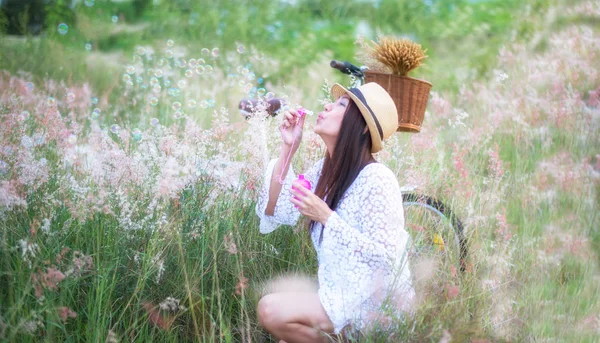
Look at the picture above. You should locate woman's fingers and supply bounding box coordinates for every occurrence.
[284,111,294,121]
[290,196,303,208]
[291,183,309,196]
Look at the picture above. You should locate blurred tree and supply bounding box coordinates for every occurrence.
[0,0,48,35]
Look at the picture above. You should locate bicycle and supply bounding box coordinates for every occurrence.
[239,60,468,274]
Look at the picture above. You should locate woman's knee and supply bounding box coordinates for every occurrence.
[257,294,281,329]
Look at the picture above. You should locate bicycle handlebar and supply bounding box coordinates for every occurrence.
[330,60,365,79]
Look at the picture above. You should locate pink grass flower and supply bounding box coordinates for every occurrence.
[57,306,77,322]
[223,232,238,255]
[32,267,66,298]
[142,302,175,330]
[446,284,459,299]
[235,274,248,295]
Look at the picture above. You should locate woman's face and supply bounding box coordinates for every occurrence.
[313,95,351,139]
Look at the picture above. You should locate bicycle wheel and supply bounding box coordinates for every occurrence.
[402,193,467,274]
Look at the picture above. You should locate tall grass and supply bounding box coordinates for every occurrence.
[1,0,599,342]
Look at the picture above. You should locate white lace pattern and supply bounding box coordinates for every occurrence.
[255,158,414,334]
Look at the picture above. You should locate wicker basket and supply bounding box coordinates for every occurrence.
[364,71,432,133]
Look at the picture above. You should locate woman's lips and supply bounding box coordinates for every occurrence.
[317,113,324,121]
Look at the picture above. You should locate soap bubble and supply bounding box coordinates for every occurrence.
[136,76,143,84]
[189,59,197,68]
[258,77,264,84]
[111,16,118,23]
[243,83,253,93]
[164,80,171,87]
[132,128,143,142]
[166,39,174,47]
[164,49,174,59]
[85,43,92,51]
[66,92,75,102]
[21,135,33,149]
[26,82,34,92]
[257,88,266,96]
[154,69,163,78]
[57,23,68,35]
[241,68,249,75]
[168,88,181,97]
[85,0,95,6]
[177,79,187,88]
[67,134,77,145]
[91,97,98,105]
[19,110,30,121]
[122,74,132,83]
[47,97,56,107]
[197,58,205,64]
[211,48,219,57]
[110,124,120,134]
[185,69,193,78]
[0,160,7,175]
[174,111,183,119]
[33,133,45,146]
[136,46,146,55]
[126,65,136,74]
[177,59,187,68]
[195,65,205,75]
[187,99,197,108]
[201,48,209,55]
[237,44,245,54]
[149,97,159,106]
[150,118,159,127]
[205,65,213,73]
[247,72,256,81]
[152,84,161,94]
[91,108,101,119]
[199,100,208,109]
[207,99,216,108]
[255,53,265,61]
[172,102,182,111]
[150,77,159,86]
[238,80,245,87]
[265,92,275,101]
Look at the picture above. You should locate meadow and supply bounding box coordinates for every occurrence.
[0,0,599,342]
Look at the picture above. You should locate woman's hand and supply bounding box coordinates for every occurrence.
[289,182,333,225]
[279,109,305,147]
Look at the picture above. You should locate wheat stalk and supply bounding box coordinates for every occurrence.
[363,36,428,76]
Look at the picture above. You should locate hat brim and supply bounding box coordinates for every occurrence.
[330,83,383,153]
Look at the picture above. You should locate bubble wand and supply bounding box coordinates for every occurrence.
[277,107,311,187]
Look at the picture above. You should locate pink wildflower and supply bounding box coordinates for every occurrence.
[32,267,66,298]
[57,306,77,322]
[488,143,505,178]
[235,274,248,295]
[446,284,459,299]
[224,232,237,254]
[495,207,511,241]
[142,302,175,330]
[452,144,469,179]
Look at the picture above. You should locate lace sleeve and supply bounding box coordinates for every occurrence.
[254,158,325,234]
[317,166,410,333]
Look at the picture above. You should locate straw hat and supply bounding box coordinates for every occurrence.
[330,82,398,153]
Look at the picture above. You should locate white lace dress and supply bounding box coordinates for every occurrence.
[255,158,415,334]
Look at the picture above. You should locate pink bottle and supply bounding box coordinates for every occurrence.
[297,108,307,118]
[292,174,312,208]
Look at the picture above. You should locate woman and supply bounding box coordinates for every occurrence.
[255,82,414,342]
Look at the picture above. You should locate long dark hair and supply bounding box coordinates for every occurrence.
[309,98,375,241]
